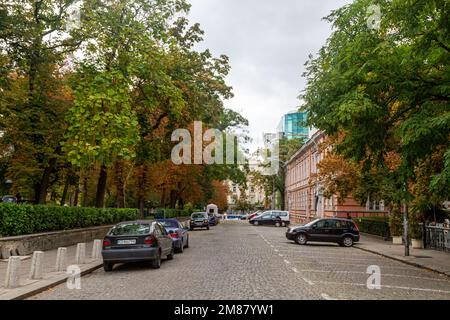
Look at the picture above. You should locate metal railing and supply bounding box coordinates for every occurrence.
[424,225,450,252]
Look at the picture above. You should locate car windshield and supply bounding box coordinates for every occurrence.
[109,223,150,236]
[304,219,321,227]
[158,220,178,228]
[192,213,206,219]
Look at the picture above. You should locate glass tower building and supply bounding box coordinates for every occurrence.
[277,111,309,140]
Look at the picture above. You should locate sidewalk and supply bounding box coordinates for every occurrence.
[0,240,103,300]
[356,233,450,277]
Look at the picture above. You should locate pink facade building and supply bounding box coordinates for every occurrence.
[285,131,386,224]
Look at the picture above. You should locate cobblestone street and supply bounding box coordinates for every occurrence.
[30,222,450,300]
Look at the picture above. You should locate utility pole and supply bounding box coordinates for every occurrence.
[403,201,410,256]
[272,176,275,210]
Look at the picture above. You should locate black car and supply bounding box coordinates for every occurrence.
[286,218,360,247]
[102,220,174,272]
[249,211,290,227]
[189,212,210,230]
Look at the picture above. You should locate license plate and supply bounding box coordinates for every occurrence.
[117,239,136,245]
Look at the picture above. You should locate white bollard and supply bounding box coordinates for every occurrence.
[75,243,86,264]
[91,240,102,260]
[29,251,44,280]
[55,247,67,272]
[4,256,21,289]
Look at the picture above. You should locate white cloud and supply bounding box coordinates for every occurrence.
[188,0,352,147]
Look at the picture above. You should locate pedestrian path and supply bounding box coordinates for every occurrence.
[0,240,102,300]
[356,234,450,276]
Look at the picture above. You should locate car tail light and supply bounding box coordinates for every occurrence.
[169,233,179,239]
[103,239,111,248]
[144,236,155,245]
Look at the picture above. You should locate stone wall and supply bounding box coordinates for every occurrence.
[0,225,113,259]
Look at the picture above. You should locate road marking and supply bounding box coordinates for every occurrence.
[290,260,414,271]
[321,293,337,300]
[291,267,299,273]
[284,259,291,265]
[314,280,450,294]
[278,254,284,257]
[274,249,279,252]
[291,269,448,282]
[302,277,315,286]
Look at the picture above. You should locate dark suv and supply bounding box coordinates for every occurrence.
[286,218,360,247]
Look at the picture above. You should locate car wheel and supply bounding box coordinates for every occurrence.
[254,221,259,226]
[176,242,184,253]
[207,226,210,230]
[342,236,354,247]
[295,233,308,245]
[281,222,286,227]
[275,222,281,227]
[167,248,175,260]
[103,262,114,272]
[185,236,189,248]
[152,251,161,269]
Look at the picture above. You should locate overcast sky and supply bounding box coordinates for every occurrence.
[188,0,352,148]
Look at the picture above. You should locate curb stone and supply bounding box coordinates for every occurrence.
[0,261,103,300]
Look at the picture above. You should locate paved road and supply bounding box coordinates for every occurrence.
[30,222,450,300]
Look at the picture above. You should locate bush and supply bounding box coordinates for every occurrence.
[356,217,390,238]
[0,203,139,237]
[409,213,423,239]
[389,206,403,237]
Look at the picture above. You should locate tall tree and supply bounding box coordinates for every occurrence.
[302,0,449,210]
[0,0,83,203]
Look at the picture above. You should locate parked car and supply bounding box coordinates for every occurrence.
[1,195,17,203]
[102,220,175,272]
[246,211,262,220]
[208,212,219,226]
[157,218,189,253]
[189,212,210,230]
[249,210,290,227]
[286,218,360,247]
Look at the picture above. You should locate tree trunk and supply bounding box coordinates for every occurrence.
[95,165,108,208]
[60,175,70,206]
[139,196,145,219]
[137,165,147,218]
[169,190,177,209]
[74,187,80,207]
[36,163,53,204]
[114,161,125,208]
[160,188,166,207]
[82,175,89,207]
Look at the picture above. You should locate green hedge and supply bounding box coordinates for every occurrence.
[0,203,139,237]
[356,217,390,238]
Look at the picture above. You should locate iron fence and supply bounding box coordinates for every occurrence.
[424,225,450,252]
